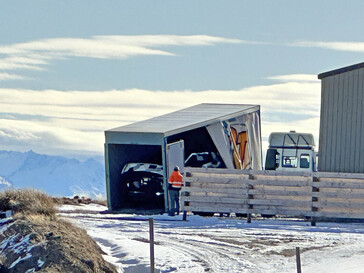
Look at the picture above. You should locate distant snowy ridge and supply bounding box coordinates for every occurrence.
[0,150,105,198]
[0,175,12,190]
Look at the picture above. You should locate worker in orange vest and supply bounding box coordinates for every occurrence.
[168,166,183,216]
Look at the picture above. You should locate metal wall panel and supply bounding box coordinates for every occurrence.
[343,71,351,172]
[359,69,364,172]
[336,73,344,172]
[348,71,357,171]
[319,66,364,173]
[318,78,327,170]
[354,69,362,172]
[105,131,164,145]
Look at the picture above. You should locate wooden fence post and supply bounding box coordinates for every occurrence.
[247,174,254,223]
[149,218,155,273]
[311,176,320,226]
[296,247,302,273]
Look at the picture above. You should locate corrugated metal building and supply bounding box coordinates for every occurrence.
[318,62,364,173]
[104,103,262,212]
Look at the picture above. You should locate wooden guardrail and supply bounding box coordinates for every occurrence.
[181,167,364,225]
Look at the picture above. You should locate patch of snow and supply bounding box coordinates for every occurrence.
[57,203,107,212]
[0,175,12,190]
[37,258,45,267]
[12,234,33,254]
[60,206,364,273]
[9,253,32,268]
[0,218,15,228]
[5,210,13,218]
[9,256,21,269]
[0,233,17,251]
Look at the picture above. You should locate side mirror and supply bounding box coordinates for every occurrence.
[265,148,278,170]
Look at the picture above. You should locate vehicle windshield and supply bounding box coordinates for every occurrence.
[282,156,297,168]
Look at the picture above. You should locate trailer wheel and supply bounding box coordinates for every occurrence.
[192,211,215,217]
[261,214,275,218]
[235,213,248,218]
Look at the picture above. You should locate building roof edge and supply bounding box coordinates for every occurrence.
[318,62,364,79]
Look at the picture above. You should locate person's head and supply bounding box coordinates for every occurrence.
[174,166,179,172]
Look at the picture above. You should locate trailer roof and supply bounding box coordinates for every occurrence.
[106,103,260,137]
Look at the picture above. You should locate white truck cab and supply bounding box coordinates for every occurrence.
[265,131,317,172]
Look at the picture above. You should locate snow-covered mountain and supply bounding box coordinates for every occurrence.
[0,175,12,191]
[0,150,105,198]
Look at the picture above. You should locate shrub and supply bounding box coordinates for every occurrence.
[0,189,117,272]
[0,188,56,217]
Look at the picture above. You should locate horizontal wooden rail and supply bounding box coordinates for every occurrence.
[181,167,364,225]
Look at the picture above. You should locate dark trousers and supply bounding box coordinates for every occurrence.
[168,190,180,216]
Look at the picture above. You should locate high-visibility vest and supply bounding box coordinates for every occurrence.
[168,171,183,189]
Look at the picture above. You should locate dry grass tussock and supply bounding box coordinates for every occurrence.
[53,196,107,206]
[24,214,113,271]
[0,188,56,217]
[0,189,117,272]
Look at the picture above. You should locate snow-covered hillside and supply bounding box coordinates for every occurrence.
[0,150,105,198]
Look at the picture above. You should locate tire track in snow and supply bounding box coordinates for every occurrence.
[60,211,364,273]
[155,229,264,272]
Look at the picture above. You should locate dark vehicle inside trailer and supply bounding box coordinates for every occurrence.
[106,144,163,211]
[121,163,164,208]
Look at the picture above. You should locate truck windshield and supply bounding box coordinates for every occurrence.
[282,156,297,168]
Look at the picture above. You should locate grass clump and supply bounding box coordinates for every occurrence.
[0,188,56,217]
[0,188,117,272]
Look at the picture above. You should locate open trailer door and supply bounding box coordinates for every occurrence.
[166,140,185,212]
[166,140,185,177]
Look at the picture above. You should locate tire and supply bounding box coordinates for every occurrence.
[192,211,215,217]
[235,213,248,218]
[261,214,275,218]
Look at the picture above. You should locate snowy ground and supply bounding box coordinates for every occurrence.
[58,204,364,273]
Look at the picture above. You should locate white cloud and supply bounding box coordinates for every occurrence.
[0,124,40,141]
[0,81,320,120]
[0,35,245,74]
[0,78,321,158]
[267,74,318,82]
[0,56,48,71]
[95,35,247,47]
[0,73,26,81]
[2,36,363,79]
[0,118,103,156]
[292,40,364,53]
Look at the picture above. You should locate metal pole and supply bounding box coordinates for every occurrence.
[296,247,302,273]
[149,218,155,273]
[183,211,187,221]
[162,137,169,213]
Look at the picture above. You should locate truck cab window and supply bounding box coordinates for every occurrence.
[300,154,310,168]
[282,156,297,168]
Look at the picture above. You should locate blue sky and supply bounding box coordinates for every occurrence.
[1,1,364,160]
